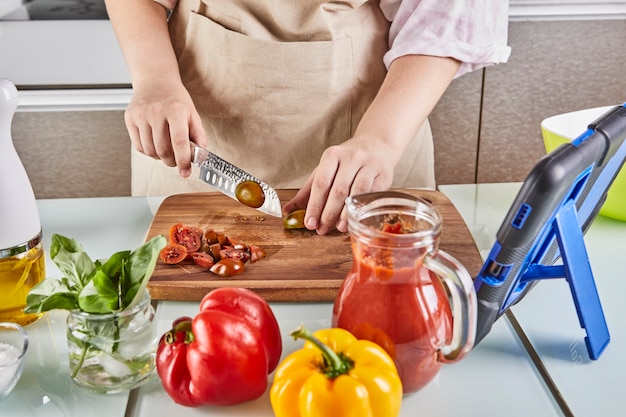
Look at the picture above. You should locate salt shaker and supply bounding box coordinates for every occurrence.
[0,79,45,326]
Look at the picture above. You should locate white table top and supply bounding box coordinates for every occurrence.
[4,183,623,416]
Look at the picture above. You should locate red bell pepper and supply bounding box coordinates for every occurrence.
[156,287,283,406]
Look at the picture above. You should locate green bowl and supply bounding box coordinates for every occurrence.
[541,105,626,222]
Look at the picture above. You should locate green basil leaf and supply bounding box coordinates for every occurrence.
[121,235,166,308]
[77,271,120,313]
[30,292,79,314]
[27,234,166,316]
[99,250,131,287]
[50,234,96,288]
[24,278,78,313]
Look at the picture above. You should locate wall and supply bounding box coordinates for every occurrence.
[431,18,626,185]
[12,110,131,198]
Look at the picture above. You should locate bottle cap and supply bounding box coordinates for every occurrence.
[0,79,19,101]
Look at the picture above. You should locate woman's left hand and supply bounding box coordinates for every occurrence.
[283,134,397,235]
[283,54,461,235]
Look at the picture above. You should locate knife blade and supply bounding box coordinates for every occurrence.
[191,146,282,217]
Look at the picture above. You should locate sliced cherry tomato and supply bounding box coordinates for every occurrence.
[208,242,222,261]
[235,180,265,209]
[283,209,306,230]
[160,244,187,264]
[169,223,203,252]
[204,229,218,245]
[191,252,215,269]
[190,226,205,240]
[210,258,245,277]
[216,231,230,247]
[162,223,267,275]
[228,236,247,251]
[220,247,251,264]
[249,245,267,263]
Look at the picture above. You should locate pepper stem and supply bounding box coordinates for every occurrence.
[290,324,353,379]
[165,319,194,344]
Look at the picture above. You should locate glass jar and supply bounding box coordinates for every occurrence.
[0,322,29,400]
[332,191,477,394]
[0,233,45,326]
[66,289,158,393]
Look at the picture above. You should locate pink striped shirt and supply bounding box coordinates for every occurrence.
[153,0,510,77]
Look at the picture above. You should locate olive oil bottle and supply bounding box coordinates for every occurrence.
[0,79,45,326]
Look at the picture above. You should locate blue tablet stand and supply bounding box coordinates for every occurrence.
[479,104,626,361]
[518,199,609,360]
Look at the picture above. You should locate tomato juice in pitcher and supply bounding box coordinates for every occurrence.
[332,191,477,394]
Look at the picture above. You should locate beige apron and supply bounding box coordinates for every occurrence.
[132,0,435,196]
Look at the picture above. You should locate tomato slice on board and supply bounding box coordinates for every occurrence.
[208,242,222,261]
[215,231,230,247]
[161,223,267,276]
[191,252,215,269]
[160,244,187,264]
[169,223,203,252]
[190,226,205,241]
[249,245,267,263]
[283,209,306,230]
[204,229,218,245]
[210,258,245,277]
[220,247,251,264]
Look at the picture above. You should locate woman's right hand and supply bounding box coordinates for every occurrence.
[105,0,206,178]
[125,80,208,178]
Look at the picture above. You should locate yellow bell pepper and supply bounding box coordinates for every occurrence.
[270,325,402,417]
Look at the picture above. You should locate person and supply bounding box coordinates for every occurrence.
[104,0,510,235]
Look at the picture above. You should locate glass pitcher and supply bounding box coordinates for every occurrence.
[332,191,477,394]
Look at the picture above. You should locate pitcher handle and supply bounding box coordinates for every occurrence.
[423,249,477,363]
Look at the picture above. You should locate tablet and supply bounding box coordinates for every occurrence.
[474,103,626,360]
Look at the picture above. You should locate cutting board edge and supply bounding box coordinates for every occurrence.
[148,282,340,303]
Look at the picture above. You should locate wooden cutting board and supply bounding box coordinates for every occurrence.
[145,189,483,302]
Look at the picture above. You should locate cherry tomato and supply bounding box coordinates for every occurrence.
[204,229,218,244]
[249,245,267,263]
[169,223,202,252]
[216,231,230,247]
[208,242,222,261]
[220,247,251,264]
[190,226,205,241]
[210,258,245,277]
[161,223,267,276]
[160,244,187,264]
[191,252,215,269]
[235,181,265,209]
[283,209,306,230]
[228,237,247,251]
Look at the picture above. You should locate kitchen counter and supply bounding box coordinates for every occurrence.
[2,183,623,416]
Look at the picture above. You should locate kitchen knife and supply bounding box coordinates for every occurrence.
[191,145,282,218]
